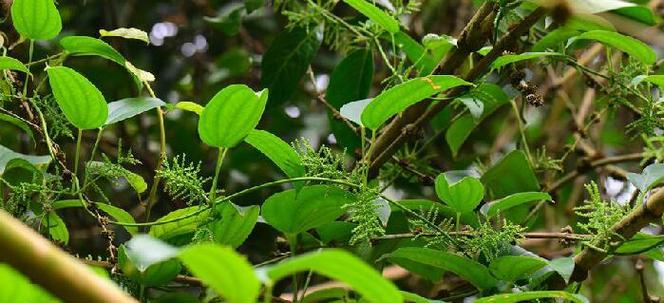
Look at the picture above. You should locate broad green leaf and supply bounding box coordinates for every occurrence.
[482,192,552,218]
[401,291,441,303]
[0,113,35,145]
[0,264,58,302]
[261,185,354,235]
[343,0,399,33]
[435,174,484,214]
[175,101,204,115]
[568,30,656,65]
[2,158,43,186]
[51,199,138,234]
[631,75,664,88]
[198,85,268,148]
[46,66,108,129]
[361,75,472,130]
[391,31,437,75]
[489,256,548,282]
[212,203,260,248]
[626,163,664,192]
[11,0,62,40]
[340,98,372,126]
[481,150,540,200]
[0,57,29,73]
[120,236,181,286]
[446,83,509,156]
[326,49,373,150]
[123,235,180,271]
[265,249,402,303]
[244,129,304,179]
[180,244,260,303]
[44,211,68,244]
[386,247,497,290]
[614,233,664,255]
[474,291,588,303]
[106,97,165,125]
[422,34,457,63]
[60,36,125,65]
[149,206,211,240]
[99,28,150,44]
[86,161,147,193]
[613,6,656,26]
[491,52,565,70]
[204,4,244,35]
[261,27,321,105]
[0,144,50,174]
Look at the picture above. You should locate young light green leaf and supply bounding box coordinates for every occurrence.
[149,206,211,240]
[626,163,664,192]
[123,235,180,271]
[435,174,484,214]
[125,61,155,82]
[0,57,29,73]
[343,0,399,33]
[11,0,62,40]
[474,291,588,303]
[340,98,372,126]
[0,264,57,302]
[326,49,373,150]
[175,101,204,115]
[47,66,108,129]
[99,28,150,44]
[489,255,548,282]
[244,129,304,179]
[361,75,472,130]
[198,85,268,148]
[261,185,354,235]
[568,30,656,65]
[482,192,552,218]
[264,249,402,303]
[51,199,138,234]
[60,36,125,65]
[0,144,50,174]
[614,233,664,255]
[44,211,69,244]
[386,247,498,290]
[261,27,321,105]
[491,52,565,70]
[106,97,165,125]
[211,203,260,248]
[180,244,260,303]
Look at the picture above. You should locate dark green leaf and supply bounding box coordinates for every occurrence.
[0,144,50,175]
[343,0,399,33]
[482,192,552,218]
[119,238,181,286]
[489,255,548,282]
[60,36,125,65]
[106,97,165,125]
[149,206,211,240]
[474,291,588,303]
[44,211,68,244]
[491,52,565,70]
[0,113,35,146]
[244,129,304,179]
[51,199,138,234]
[212,203,259,248]
[568,30,656,65]
[614,233,664,255]
[47,66,108,129]
[435,174,484,214]
[481,150,539,199]
[11,0,62,40]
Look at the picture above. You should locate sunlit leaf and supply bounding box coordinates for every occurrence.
[568,30,656,65]
[343,0,399,33]
[46,66,108,129]
[99,28,150,44]
[60,36,125,65]
[244,129,304,179]
[11,0,62,40]
[435,174,484,214]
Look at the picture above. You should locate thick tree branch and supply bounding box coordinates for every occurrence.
[0,210,137,303]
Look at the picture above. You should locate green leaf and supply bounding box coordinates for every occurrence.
[489,255,548,282]
[125,61,155,82]
[264,249,402,303]
[2,158,43,186]
[0,264,58,302]
[474,291,588,303]
[392,31,437,75]
[261,185,354,235]
[626,163,664,192]
[301,288,348,303]
[631,75,664,88]
[212,203,260,248]
[0,144,50,175]
[86,161,147,193]
[204,4,245,36]
[613,5,656,26]
[343,0,399,33]
[568,30,656,65]
[149,206,211,240]
[244,129,304,179]
[119,236,181,286]
[435,174,484,214]
[401,291,440,303]
[198,85,268,148]
[44,211,69,244]
[99,28,150,44]
[175,101,204,115]
[491,52,565,70]
[481,150,539,200]
[326,49,373,151]
[46,66,108,129]
[482,192,552,218]
[60,36,125,65]
[11,0,62,40]
[261,27,321,105]
[179,244,260,303]
[445,83,509,156]
[0,57,29,73]
[386,247,498,290]
[614,233,664,255]
[361,75,472,130]
[51,199,138,234]
[340,98,372,126]
[106,97,165,125]
[0,113,35,146]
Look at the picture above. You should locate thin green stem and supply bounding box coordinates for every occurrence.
[209,147,228,203]
[22,40,34,98]
[144,82,167,223]
[288,235,299,302]
[74,129,83,178]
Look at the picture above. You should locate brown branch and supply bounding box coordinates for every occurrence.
[0,210,137,303]
[368,6,547,176]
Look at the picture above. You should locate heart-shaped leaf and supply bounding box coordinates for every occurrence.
[212,203,260,248]
[435,174,484,214]
[47,66,108,129]
[11,0,62,40]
